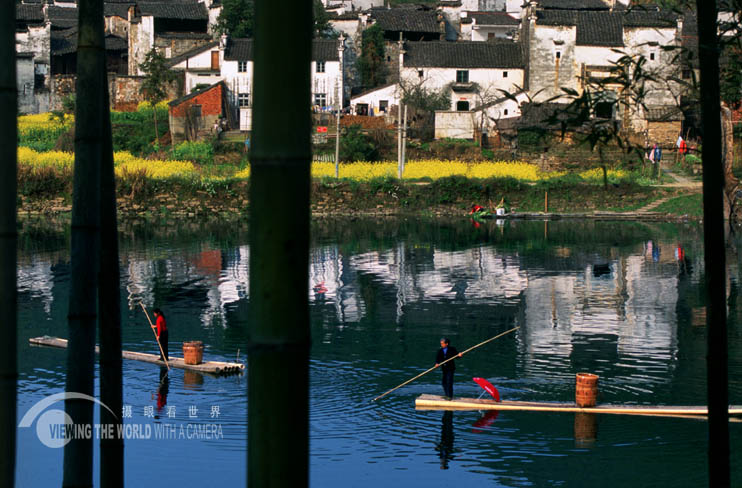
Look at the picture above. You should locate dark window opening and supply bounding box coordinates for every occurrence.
[504,109,509,115]
[418,69,424,78]
[379,100,388,112]
[456,100,470,111]
[503,71,508,78]
[650,52,655,61]
[238,93,249,107]
[556,51,561,60]
[594,101,614,119]
[456,70,469,83]
[316,61,326,73]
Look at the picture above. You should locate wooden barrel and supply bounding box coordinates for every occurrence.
[183,341,204,365]
[575,372,599,407]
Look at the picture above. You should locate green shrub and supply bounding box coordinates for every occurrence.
[111,108,169,155]
[339,124,379,162]
[685,154,701,165]
[169,141,214,165]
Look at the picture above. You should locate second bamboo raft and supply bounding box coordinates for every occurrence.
[415,394,742,419]
[29,336,244,376]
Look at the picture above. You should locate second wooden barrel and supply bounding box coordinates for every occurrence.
[183,341,204,365]
[575,372,599,407]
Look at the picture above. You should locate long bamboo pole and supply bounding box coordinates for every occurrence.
[99,69,124,487]
[139,303,170,371]
[0,3,17,487]
[249,1,312,486]
[696,2,730,486]
[64,0,104,483]
[373,326,520,402]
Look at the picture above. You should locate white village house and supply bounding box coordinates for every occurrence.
[351,39,527,138]
[169,37,346,131]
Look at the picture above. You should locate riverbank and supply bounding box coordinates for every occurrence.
[18,175,702,222]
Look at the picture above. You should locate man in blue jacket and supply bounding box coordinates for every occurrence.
[435,338,462,399]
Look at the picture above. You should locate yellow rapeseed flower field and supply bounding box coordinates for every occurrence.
[17,147,630,184]
[18,113,73,137]
[312,160,569,182]
[19,147,196,179]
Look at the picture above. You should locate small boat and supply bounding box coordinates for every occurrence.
[29,336,244,376]
[415,394,742,419]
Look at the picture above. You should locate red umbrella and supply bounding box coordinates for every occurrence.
[473,377,500,402]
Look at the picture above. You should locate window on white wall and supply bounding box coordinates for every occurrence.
[456,70,469,83]
[504,109,509,115]
[555,51,561,61]
[503,71,508,78]
[238,93,249,107]
[314,93,327,107]
[456,100,470,111]
[316,61,326,73]
[418,70,424,79]
[238,61,248,72]
[649,52,656,61]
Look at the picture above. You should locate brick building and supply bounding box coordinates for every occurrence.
[168,81,225,142]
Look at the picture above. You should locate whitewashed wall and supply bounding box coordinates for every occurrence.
[350,83,398,116]
[401,66,524,111]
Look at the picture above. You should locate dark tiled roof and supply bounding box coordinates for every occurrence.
[105,34,128,51]
[576,11,623,46]
[622,9,677,28]
[404,40,524,68]
[313,39,341,62]
[224,38,253,61]
[49,6,78,29]
[225,38,339,62]
[138,2,208,20]
[105,2,134,18]
[517,102,573,129]
[169,80,224,107]
[51,28,77,56]
[536,10,578,25]
[166,40,220,67]
[52,28,129,55]
[370,7,440,34]
[540,0,610,10]
[469,12,520,26]
[17,4,44,23]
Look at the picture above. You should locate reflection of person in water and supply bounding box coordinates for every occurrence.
[156,367,169,415]
[435,411,455,469]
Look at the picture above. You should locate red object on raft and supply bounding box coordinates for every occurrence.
[473,377,501,402]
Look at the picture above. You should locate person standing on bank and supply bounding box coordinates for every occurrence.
[152,308,168,361]
[435,338,462,399]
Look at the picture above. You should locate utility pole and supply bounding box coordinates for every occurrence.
[335,35,344,177]
[335,75,340,177]
[401,104,408,177]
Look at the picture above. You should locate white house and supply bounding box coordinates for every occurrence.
[350,83,398,116]
[524,1,682,136]
[461,11,520,41]
[170,37,346,131]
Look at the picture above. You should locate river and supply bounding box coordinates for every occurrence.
[15,217,742,487]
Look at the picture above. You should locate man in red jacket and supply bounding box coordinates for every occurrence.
[152,308,169,361]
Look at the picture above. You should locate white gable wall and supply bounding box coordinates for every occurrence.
[401,66,524,111]
[350,84,399,116]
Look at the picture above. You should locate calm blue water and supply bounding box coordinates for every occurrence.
[14,217,742,487]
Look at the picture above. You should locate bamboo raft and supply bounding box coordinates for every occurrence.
[29,336,245,376]
[415,394,742,419]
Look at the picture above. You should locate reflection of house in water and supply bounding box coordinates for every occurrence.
[521,250,682,389]
[18,258,55,314]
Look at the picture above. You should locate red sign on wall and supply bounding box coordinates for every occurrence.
[316,126,328,133]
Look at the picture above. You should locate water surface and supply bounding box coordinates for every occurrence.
[15,217,742,487]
